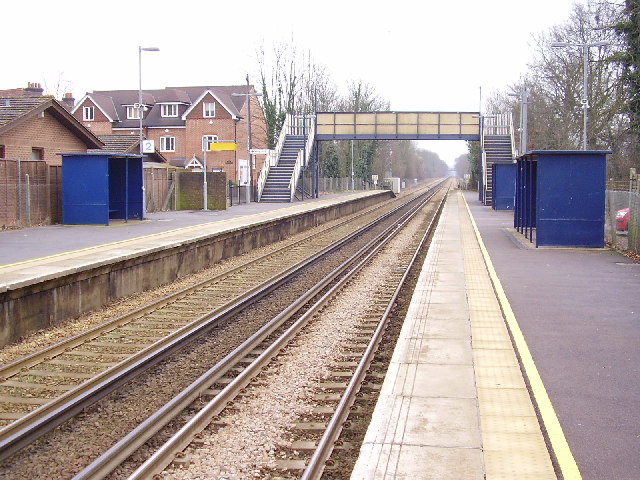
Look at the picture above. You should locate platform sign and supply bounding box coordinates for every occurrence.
[208,142,236,151]
[142,140,155,153]
[249,148,271,155]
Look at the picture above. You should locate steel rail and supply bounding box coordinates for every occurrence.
[0,189,401,380]
[0,183,444,463]
[121,183,448,480]
[301,187,449,479]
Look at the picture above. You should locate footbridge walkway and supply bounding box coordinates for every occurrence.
[256,110,515,205]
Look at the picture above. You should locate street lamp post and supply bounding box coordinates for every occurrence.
[138,46,159,216]
[551,40,610,150]
[138,46,160,156]
[231,76,262,201]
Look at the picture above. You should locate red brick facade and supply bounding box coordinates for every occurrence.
[72,87,268,184]
[0,111,93,166]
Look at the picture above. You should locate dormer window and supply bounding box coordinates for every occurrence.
[83,106,94,121]
[203,102,215,118]
[127,106,141,120]
[161,104,178,118]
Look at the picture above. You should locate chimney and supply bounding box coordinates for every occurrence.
[25,82,44,97]
[62,92,75,111]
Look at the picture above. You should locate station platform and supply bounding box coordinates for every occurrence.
[351,190,640,480]
[0,190,391,346]
[2,187,638,479]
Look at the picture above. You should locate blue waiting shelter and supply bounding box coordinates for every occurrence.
[60,152,144,225]
[492,162,517,211]
[514,150,609,247]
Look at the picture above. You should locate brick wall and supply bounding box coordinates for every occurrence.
[75,98,113,136]
[72,90,268,182]
[0,114,88,166]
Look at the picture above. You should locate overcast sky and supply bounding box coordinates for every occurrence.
[4,0,578,164]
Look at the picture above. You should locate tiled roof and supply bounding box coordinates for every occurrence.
[84,85,254,129]
[96,134,139,153]
[0,97,103,149]
[94,134,168,163]
[0,97,50,128]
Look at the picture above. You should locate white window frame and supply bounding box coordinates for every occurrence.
[160,136,176,152]
[161,103,178,118]
[82,106,94,121]
[203,102,216,118]
[127,106,141,120]
[202,135,218,151]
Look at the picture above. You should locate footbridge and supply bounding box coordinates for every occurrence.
[256,110,515,204]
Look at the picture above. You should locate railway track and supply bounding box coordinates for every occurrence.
[0,180,447,474]
[72,181,450,479]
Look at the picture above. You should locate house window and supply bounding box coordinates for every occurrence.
[161,104,178,117]
[32,148,44,160]
[83,106,94,121]
[203,102,215,118]
[127,106,141,120]
[160,136,176,152]
[202,135,218,151]
[0,145,5,158]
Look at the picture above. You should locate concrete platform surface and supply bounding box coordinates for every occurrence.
[351,192,556,480]
[0,192,367,267]
[466,192,640,480]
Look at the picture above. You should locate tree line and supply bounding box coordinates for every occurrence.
[255,43,450,184]
[466,0,640,184]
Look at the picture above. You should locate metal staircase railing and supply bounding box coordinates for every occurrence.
[289,115,316,201]
[257,113,315,202]
[481,112,515,206]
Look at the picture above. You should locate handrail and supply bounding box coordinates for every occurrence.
[304,115,316,168]
[508,112,517,158]
[256,150,277,201]
[289,149,304,201]
[288,115,315,200]
[261,113,315,202]
[257,114,293,201]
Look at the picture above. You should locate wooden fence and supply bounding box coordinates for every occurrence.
[0,160,176,229]
[0,159,61,228]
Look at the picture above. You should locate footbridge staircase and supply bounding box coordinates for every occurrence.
[481,113,517,206]
[257,114,315,202]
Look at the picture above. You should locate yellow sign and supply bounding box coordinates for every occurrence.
[208,142,236,151]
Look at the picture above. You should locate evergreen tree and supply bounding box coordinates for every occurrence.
[614,0,640,138]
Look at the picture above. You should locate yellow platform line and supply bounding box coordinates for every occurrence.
[0,195,368,270]
[462,193,581,480]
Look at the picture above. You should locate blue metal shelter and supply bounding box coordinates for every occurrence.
[60,152,144,225]
[514,150,609,247]
[492,162,517,211]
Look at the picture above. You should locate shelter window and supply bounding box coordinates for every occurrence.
[203,102,216,118]
[160,136,176,152]
[83,106,94,121]
[32,148,44,160]
[202,135,218,151]
[127,106,141,120]
[0,145,5,158]
[161,104,178,118]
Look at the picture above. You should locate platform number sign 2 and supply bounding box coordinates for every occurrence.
[142,140,155,154]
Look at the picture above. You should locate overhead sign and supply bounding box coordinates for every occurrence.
[249,148,271,155]
[142,140,155,153]
[209,142,236,151]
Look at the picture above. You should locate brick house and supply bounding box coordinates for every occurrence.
[0,96,104,165]
[71,85,267,184]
